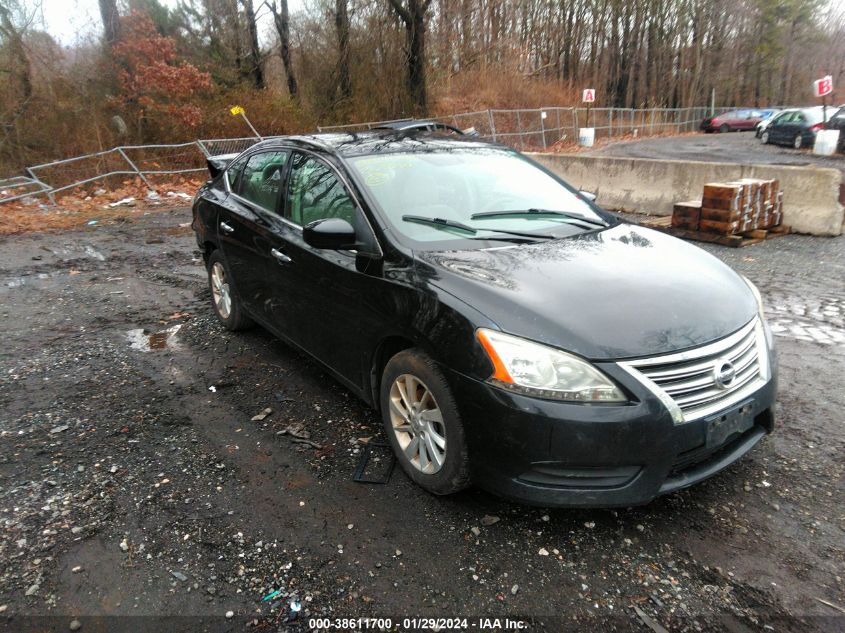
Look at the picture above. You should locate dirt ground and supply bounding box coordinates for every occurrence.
[1,208,843,633]
[586,132,845,177]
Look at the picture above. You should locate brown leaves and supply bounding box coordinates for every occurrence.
[0,176,204,236]
[112,11,213,130]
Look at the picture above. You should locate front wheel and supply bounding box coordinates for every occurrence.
[761,131,770,144]
[793,134,803,149]
[380,349,471,495]
[720,124,730,133]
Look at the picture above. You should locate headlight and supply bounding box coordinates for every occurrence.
[741,275,764,318]
[476,329,626,403]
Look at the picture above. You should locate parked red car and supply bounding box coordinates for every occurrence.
[700,109,765,133]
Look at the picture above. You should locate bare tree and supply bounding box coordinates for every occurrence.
[240,0,264,89]
[0,1,35,161]
[387,0,432,115]
[266,0,298,98]
[0,3,33,103]
[335,0,352,102]
[98,0,121,45]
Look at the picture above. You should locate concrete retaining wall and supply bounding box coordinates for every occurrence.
[531,153,844,236]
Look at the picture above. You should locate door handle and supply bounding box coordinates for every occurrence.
[270,248,292,264]
[220,221,235,234]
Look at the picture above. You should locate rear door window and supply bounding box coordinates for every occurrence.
[238,151,289,213]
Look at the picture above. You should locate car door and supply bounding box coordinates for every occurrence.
[785,112,807,145]
[218,150,290,317]
[267,151,384,390]
[768,112,794,144]
[744,111,761,130]
[727,110,744,128]
[766,111,788,136]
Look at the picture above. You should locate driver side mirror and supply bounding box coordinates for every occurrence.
[303,217,357,250]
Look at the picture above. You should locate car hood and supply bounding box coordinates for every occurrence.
[416,223,758,360]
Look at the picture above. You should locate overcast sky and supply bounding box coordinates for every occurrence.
[32,0,301,46]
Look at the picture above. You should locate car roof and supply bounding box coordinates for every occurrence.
[245,130,499,158]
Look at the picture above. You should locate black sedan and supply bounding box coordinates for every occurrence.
[191,132,777,507]
[760,107,827,148]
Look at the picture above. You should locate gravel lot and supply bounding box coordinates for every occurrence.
[1,208,843,632]
[588,132,845,177]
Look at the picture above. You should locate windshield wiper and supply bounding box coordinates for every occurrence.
[470,208,608,228]
[402,215,555,240]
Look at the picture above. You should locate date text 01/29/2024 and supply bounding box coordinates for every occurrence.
[308,617,529,630]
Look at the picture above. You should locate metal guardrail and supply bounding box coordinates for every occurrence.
[1,105,744,205]
[0,175,52,203]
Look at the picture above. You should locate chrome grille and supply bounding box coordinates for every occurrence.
[619,318,769,423]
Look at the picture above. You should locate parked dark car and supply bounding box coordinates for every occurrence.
[192,132,777,507]
[760,107,827,148]
[824,106,845,152]
[756,109,791,138]
[700,109,764,133]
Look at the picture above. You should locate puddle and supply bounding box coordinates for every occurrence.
[83,245,106,261]
[127,324,182,351]
[3,270,86,290]
[766,294,845,346]
[769,320,845,346]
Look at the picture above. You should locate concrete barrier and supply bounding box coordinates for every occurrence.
[531,153,844,236]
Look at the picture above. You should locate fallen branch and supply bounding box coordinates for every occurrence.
[278,424,323,449]
[290,437,323,449]
[814,597,845,614]
[632,606,669,633]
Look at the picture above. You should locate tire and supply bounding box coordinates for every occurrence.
[380,349,471,495]
[719,124,730,133]
[761,131,770,144]
[206,250,253,331]
[793,134,803,149]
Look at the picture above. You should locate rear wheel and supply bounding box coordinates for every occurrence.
[207,250,253,331]
[761,131,770,144]
[720,124,730,133]
[380,349,470,495]
[793,134,803,149]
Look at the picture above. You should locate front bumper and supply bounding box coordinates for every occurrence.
[445,334,778,508]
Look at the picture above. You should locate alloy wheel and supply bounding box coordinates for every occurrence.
[388,373,447,474]
[793,134,802,149]
[210,262,232,320]
[761,131,769,144]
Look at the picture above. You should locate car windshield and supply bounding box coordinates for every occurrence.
[346,149,608,249]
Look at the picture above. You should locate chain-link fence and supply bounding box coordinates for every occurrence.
[318,106,719,149]
[2,105,728,206]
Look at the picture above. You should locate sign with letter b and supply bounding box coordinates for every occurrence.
[814,76,833,98]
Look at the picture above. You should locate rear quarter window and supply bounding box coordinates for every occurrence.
[226,156,248,193]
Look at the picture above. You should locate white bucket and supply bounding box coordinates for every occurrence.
[578,127,595,147]
[813,129,840,156]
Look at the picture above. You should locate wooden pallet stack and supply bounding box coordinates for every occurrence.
[643,178,789,247]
